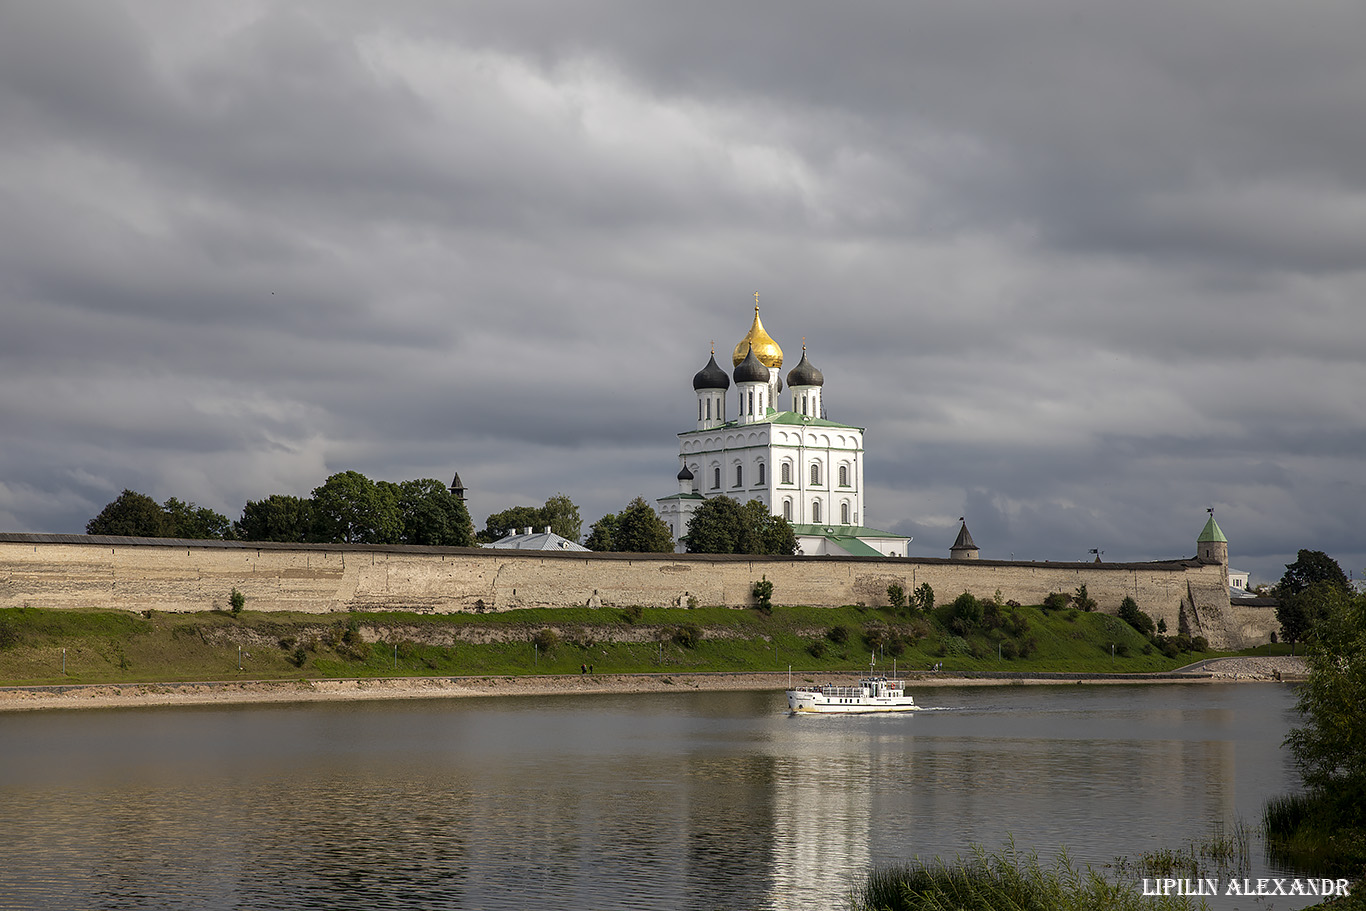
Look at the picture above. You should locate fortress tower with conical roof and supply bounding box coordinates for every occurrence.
[658,301,909,557]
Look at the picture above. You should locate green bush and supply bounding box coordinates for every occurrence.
[1073,584,1097,612]
[912,582,935,612]
[533,628,561,652]
[1117,596,1156,636]
[672,624,702,649]
[621,604,643,623]
[1043,591,1069,611]
[807,638,827,658]
[229,588,245,616]
[1000,639,1019,660]
[887,583,906,611]
[752,576,774,614]
[952,591,984,628]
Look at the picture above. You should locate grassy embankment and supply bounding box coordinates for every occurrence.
[0,598,1271,686]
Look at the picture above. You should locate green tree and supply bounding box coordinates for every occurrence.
[887,583,906,611]
[1072,583,1097,612]
[951,591,984,628]
[738,498,798,555]
[311,471,400,544]
[584,512,619,551]
[396,479,474,546]
[1279,549,1351,598]
[1277,551,1350,653]
[479,505,545,543]
[912,583,935,612]
[1117,596,1156,637]
[479,494,583,544]
[86,490,169,537]
[753,576,774,614]
[541,493,582,543]
[611,497,674,553]
[683,496,743,553]
[162,498,233,539]
[683,497,797,555]
[1276,596,1312,655]
[1284,584,1366,809]
[235,494,314,542]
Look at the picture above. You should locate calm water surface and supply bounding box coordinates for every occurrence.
[0,683,1306,910]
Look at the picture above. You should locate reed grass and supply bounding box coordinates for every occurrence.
[1263,791,1366,878]
[1112,819,1252,881]
[851,844,1199,911]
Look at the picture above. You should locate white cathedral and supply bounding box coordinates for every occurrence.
[657,306,910,557]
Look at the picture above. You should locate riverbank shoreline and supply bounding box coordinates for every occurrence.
[0,656,1305,712]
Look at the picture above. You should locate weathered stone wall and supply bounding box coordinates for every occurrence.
[0,534,1274,649]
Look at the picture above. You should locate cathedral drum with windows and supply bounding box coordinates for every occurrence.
[657,306,910,557]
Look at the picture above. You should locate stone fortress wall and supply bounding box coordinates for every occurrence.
[0,534,1277,649]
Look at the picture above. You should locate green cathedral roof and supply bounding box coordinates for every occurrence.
[1197,515,1227,543]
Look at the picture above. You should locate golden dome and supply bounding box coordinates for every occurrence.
[732,305,783,370]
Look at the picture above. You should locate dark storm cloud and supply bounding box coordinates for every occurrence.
[1,1,1363,585]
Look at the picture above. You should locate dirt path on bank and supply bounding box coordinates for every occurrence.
[0,656,1305,713]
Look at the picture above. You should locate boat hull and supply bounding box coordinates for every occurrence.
[785,677,919,714]
[786,696,920,714]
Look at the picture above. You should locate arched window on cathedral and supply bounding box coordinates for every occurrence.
[735,465,743,488]
[812,500,821,523]
[783,499,792,521]
[758,463,765,485]
[713,467,721,490]
[810,463,821,486]
[706,399,712,420]
[747,390,754,416]
[699,400,703,422]
[802,394,808,416]
[841,501,850,524]
[781,462,792,485]
[838,464,849,487]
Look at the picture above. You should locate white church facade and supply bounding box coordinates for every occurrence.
[657,306,910,557]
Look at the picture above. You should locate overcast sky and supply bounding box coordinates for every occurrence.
[3,1,1364,585]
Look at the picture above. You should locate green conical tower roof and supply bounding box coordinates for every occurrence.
[1197,515,1227,543]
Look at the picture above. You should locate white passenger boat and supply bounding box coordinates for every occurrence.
[786,675,918,714]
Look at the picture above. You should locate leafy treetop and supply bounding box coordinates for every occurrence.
[87,490,232,540]
[586,497,674,553]
[683,496,797,555]
[1279,550,1350,598]
[1285,584,1366,808]
[478,493,582,544]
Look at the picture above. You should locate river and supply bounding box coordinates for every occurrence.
[0,682,1311,910]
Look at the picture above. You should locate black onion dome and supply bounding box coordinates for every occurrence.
[733,345,771,384]
[677,465,695,481]
[692,353,731,390]
[786,350,824,387]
